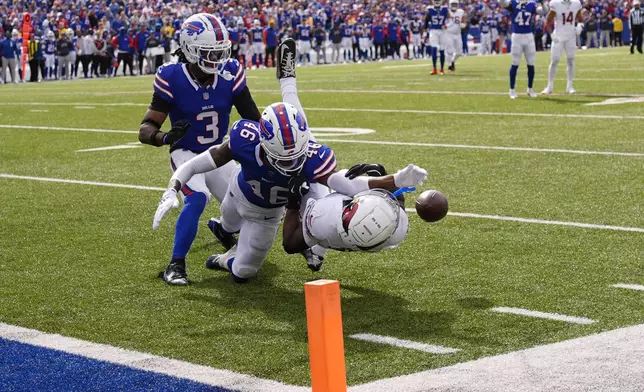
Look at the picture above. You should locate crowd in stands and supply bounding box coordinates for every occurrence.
[0,0,640,83]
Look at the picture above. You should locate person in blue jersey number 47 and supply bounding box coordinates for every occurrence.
[152,38,428,283]
[139,13,261,286]
[501,0,541,99]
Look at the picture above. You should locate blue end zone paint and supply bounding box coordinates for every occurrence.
[0,338,238,392]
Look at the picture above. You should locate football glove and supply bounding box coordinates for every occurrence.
[153,188,180,230]
[286,175,310,209]
[163,119,191,146]
[345,163,387,179]
[393,164,428,188]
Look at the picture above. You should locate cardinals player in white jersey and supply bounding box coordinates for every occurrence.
[281,164,415,266]
[446,0,465,71]
[542,0,583,94]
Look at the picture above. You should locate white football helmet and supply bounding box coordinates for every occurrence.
[450,0,458,11]
[180,13,231,75]
[340,190,401,250]
[433,0,443,9]
[253,19,261,27]
[259,102,310,176]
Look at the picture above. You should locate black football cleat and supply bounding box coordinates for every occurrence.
[161,262,189,286]
[276,38,297,79]
[205,254,227,271]
[207,218,237,250]
[448,64,455,72]
[302,249,325,272]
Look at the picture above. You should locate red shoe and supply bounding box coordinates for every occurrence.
[439,69,445,75]
[430,68,437,75]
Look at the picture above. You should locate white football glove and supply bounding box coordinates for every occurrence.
[393,164,428,188]
[152,188,180,230]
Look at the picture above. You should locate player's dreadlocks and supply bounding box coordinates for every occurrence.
[173,47,189,64]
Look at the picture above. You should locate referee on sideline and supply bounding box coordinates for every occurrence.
[631,0,644,54]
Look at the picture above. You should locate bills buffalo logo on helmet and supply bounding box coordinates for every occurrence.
[183,21,205,36]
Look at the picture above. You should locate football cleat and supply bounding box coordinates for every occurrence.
[541,86,553,95]
[205,254,228,271]
[161,262,189,286]
[566,86,576,94]
[430,68,438,75]
[448,64,455,72]
[302,249,325,272]
[276,38,297,79]
[527,88,537,98]
[509,89,518,99]
[208,218,237,250]
[439,69,445,75]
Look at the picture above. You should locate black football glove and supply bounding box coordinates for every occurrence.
[345,163,387,179]
[286,175,310,209]
[163,119,191,146]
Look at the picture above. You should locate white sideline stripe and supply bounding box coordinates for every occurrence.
[1,174,642,233]
[0,124,137,134]
[611,283,644,291]
[0,323,307,392]
[490,307,596,325]
[75,105,96,109]
[351,323,644,392]
[318,139,644,157]
[349,333,459,354]
[0,174,165,191]
[586,97,644,106]
[404,208,644,233]
[29,109,49,112]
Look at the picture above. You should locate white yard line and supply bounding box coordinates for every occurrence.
[319,139,644,157]
[0,174,165,191]
[0,124,137,134]
[76,144,143,152]
[404,209,644,233]
[254,89,644,98]
[3,103,644,121]
[29,109,49,112]
[5,123,643,157]
[611,283,644,291]
[349,333,459,354]
[351,323,644,392]
[490,307,596,325]
[1,174,642,233]
[305,107,644,120]
[0,323,307,392]
[74,105,96,109]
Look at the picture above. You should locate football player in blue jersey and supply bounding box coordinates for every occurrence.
[139,13,261,286]
[425,0,450,75]
[501,0,538,99]
[153,39,428,282]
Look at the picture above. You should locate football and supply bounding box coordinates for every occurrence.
[415,190,449,222]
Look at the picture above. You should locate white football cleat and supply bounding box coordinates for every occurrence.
[541,86,553,95]
[566,86,576,94]
[509,89,518,99]
[527,88,537,98]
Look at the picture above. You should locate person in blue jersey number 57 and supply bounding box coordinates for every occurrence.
[138,13,261,286]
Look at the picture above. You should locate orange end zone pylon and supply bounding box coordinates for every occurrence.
[304,279,347,392]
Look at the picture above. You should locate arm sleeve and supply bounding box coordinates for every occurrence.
[149,91,171,113]
[170,148,218,187]
[232,86,261,121]
[327,171,370,197]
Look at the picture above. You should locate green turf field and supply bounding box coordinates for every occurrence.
[0,47,642,387]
